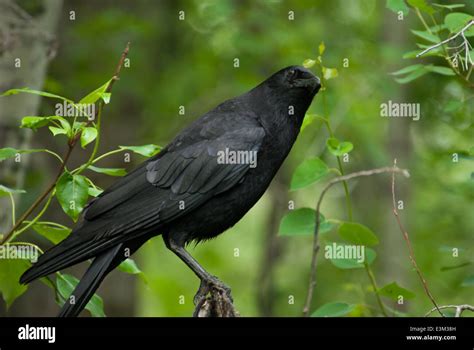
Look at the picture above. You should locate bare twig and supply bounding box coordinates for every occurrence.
[302,165,410,316]
[391,159,443,317]
[425,304,474,317]
[0,42,130,245]
[416,19,474,58]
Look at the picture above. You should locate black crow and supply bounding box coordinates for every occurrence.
[20,65,321,317]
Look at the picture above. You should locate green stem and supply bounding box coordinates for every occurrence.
[365,262,388,317]
[321,100,353,221]
[22,220,69,230]
[90,148,125,165]
[467,65,473,81]
[7,241,44,254]
[415,8,431,34]
[72,103,103,175]
[43,149,64,164]
[9,191,55,242]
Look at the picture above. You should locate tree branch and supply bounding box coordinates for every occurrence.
[391,159,443,317]
[425,304,474,317]
[302,165,410,316]
[416,19,474,57]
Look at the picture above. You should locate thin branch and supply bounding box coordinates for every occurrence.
[0,42,130,245]
[391,159,443,317]
[425,304,474,317]
[302,165,410,316]
[416,19,474,57]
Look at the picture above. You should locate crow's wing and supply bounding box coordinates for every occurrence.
[22,113,265,280]
[84,123,265,235]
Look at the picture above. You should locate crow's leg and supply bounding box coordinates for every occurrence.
[163,234,232,306]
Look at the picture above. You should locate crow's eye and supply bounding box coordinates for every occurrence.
[288,69,297,79]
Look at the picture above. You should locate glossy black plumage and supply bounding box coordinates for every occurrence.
[20,65,320,316]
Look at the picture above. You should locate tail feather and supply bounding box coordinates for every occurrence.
[58,244,124,317]
[20,230,123,284]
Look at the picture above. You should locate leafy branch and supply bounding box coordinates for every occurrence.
[0,42,160,315]
[416,19,474,65]
[302,165,410,317]
[0,42,130,245]
[388,1,474,87]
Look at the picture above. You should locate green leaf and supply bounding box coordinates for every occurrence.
[425,65,455,76]
[303,59,316,68]
[56,171,90,222]
[31,223,71,245]
[444,13,474,36]
[88,186,104,197]
[20,116,62,130]
[79,79,113,105]
[329,246,377,269]
[301,114,319,132]
[290,157,330,190]
[377,282,416,300]
[0,184,26,197]
[118,259,142,275]
[118,144,162,157]
[394,67,429,84]
[391,64,425,75]
[0,147,46,161]
[311,302,355,317]
[56,273,105,317]
[386,0,409,16]
[338,222,379,246]
[319,41,326,55]
[326,137,354,157]
[428,24,447,33]
[407,0,435,15]
[322,67,338,80]
[279,208,335,236]
[80,127,98,148]
[411,29,440,43]
[88,165,127,177]
[48,126,68,137]
[0,258,30,308]
[1,87,73,103]
[58,118,72,137]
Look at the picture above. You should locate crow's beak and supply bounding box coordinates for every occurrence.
[302,75,320,95]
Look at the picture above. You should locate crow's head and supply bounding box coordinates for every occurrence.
[254,66,320,128]
[266,65,321,98]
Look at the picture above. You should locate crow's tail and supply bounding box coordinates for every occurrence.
[58,243,124,317]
